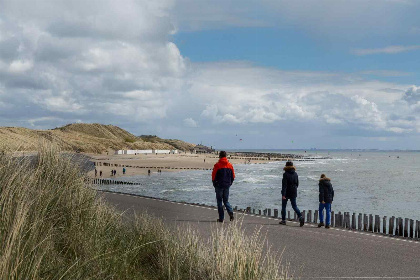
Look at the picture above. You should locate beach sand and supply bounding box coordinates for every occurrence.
[86,153,271,178]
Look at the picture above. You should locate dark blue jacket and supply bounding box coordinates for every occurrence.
[319,177,334,203]
[282,166,299,198]
[212,157,235,189]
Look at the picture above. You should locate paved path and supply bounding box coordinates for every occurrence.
[99,191,420,279]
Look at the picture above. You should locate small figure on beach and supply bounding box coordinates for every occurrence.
[95,168,97,177]
[212,151,235,223]
[204,158,206,163]
[148,169,151,176]
[111,170,114,176]
[279,161,304,226]
[123,167,126,175]
[99,170,102,177]
[113,169,117,176]
[318,174,334,229]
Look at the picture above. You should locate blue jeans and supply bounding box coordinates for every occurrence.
[215,187,233,221]
[281,197,301,221]
[319,203,331,225]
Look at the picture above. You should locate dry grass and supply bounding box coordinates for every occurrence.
[0,123,195,153]
[0,146,291,279]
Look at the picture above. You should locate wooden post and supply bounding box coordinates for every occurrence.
[368,214,373,232]
[352,213,356,230]
[398,217,403,236]
[308,210,312,223]
[383,216,387,234]
[374,215,380,233]
[410,219,414,238]
[395,218,399,236]
[234,206,238,211]
[417,220,420,240]
[246,207,251,213]
[363,214,368,231]
[404,218,409,237]
[258,209,261,215]
[346,213,350,229]
[252,208,256,214]
[390,216,395,235]
[331,211,335,227]
[294,212,297,221]
[274,209,279,218]
[358,213,362,231]
[288,210,291,220]
[263,209,267,216]
[302,210,306,222]
[335,213,339,227]
[268,209,272,217]
[314,210,318,224]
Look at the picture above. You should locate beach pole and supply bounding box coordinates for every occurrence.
[383,216,387,234]
[398,217,403,236]
[268,209,272,217]
[410,219,414,238]
[302,210,306,222]
[331,211,335,227]
[288,211,291,220]
[258,209,261,215]
[390,216,395,235]
[294,212,297,221]
[404,218,409,237]
[252,209,256,214]
[369,214,373,232]
[374,215,379,233]
[308,210,312,223]
[246,207,251,213]
[352,213,356,230]
[274,209,279,218]
[314,210,318,224]
[358,213,362,231]
[363,214,368,231]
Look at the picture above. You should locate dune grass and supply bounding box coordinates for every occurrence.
[0,146,291,279]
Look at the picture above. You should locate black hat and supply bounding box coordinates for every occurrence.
[285,161,293,167]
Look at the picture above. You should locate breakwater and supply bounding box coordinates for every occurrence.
[238,206,420,240]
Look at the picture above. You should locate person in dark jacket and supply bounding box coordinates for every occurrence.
[212,151,235,222]
[280,161,304,226]
[318,174,334,228]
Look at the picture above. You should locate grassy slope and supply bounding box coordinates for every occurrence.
[0,147,289,279]
[0,123,195,153]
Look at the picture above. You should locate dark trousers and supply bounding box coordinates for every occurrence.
[215,187,233,221]
[281,197,301,221]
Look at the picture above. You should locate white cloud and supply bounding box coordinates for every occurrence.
[183,118,198,127]
[352,45,420,55]
[8,60,33,73]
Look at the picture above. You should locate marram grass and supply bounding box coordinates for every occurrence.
[0,146,291,279]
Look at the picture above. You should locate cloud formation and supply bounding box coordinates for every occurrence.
[353,45,420,55]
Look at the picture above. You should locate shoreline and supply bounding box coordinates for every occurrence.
[86,151,322,179]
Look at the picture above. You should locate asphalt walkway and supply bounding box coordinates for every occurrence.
[99,191,420,279]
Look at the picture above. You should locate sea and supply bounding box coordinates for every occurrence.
[95,150,420,221]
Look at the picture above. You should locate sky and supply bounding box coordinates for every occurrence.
[0,0,419,150]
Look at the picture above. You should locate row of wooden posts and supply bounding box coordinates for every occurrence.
[238,206,420,240]
[94,161,212,171]
[86,178,142,186]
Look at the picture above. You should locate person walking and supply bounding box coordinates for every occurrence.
[123,167,126,175]
[279,161,304,226]
[318,174,334,229]
[212,151,235,223]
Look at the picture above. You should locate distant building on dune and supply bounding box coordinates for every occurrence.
[115,149,178,155]
[193,144,215,154]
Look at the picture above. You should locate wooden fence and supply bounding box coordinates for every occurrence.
[85,178,142,186]
[235,206,420,240]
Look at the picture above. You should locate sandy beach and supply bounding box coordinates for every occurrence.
[86,152,273,178]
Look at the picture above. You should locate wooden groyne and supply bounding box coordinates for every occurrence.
[94,161,213,171]
[236,206,420,240]
[85,178,142,186]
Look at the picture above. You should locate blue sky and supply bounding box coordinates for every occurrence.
[0,0,419,149]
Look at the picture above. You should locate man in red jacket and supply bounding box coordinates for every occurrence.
[212,151,235,222]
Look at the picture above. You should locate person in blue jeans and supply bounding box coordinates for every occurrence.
[212,151,235,222]
[318,174,334,229]
[280,161,304,226]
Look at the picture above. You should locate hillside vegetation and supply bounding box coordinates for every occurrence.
[0,123,195,153]
[0,146,289,279]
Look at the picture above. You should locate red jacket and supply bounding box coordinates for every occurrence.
[212,157,235,188]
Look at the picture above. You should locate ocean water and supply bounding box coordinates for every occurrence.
[96,150,420,220]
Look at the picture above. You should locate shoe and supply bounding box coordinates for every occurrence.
[229,212,234,221]
[299,216,305,227]
[318,222,325,228]
[217,219,224,223]
[279,220,286,225]
[325,225,330,229]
